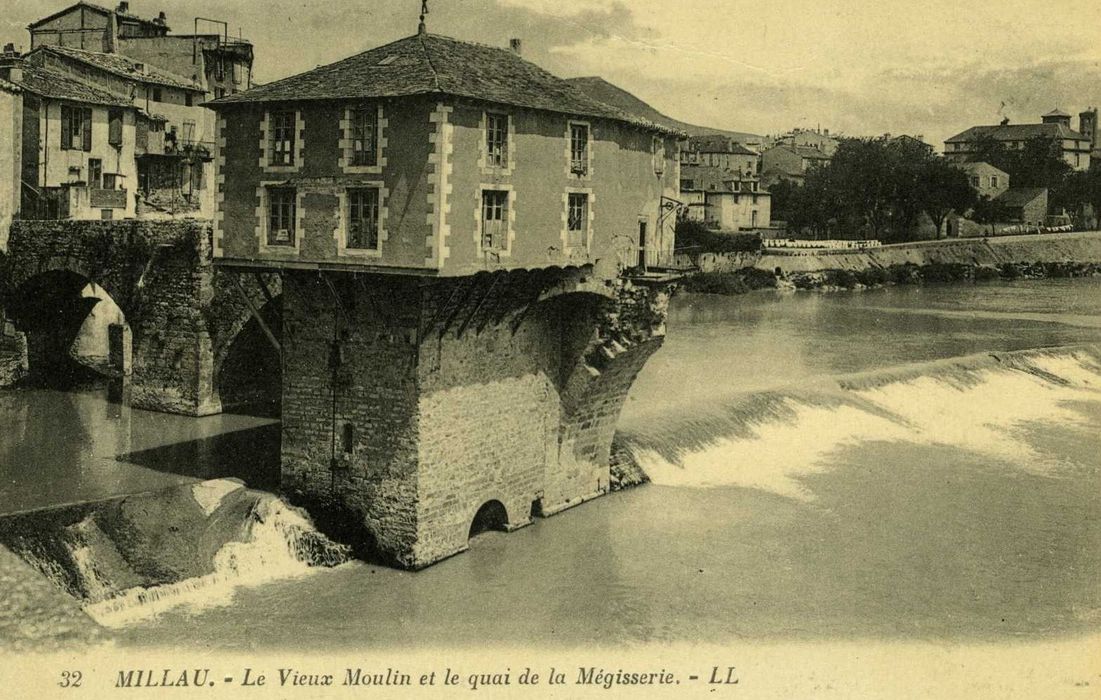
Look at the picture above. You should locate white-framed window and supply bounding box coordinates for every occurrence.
[485,112,509,169]
[346,187,381,251]
[269,110,297,166]
[267,186,297,247]
[569,122,590,176]
[350,106,379,167]
[567,192,589,249]
[481,189,509,251]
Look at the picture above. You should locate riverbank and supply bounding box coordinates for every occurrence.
[682,230,1101,295]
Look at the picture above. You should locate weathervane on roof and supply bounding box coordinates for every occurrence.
[418,0,429,34]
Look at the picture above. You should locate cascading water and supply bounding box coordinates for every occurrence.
[82,497,350,628]
[2,481,351,630]
[618,345,1101,500]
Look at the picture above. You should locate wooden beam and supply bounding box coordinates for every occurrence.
[231,273,281,356]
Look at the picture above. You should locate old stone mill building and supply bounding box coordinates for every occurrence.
[0,8,682,570]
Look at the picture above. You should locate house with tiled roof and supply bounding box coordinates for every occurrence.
[944,110,1092,171]
[678,166,770,230]
[28,1,170,53]
[0,77,21,246]
[0,47,141,223]
[208,26,683,277]
[760,143,832,189]
[680,134,759,174]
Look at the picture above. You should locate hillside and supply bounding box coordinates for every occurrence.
[566,76,762,142]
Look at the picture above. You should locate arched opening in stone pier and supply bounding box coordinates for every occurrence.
[469,500,509,539]
[213,294,283,418]
[7,269,131,388]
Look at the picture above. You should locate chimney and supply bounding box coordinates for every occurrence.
[116,1,129,13]
[509,38,522,55]
[0,44,22,83]
[1000,117,1010,126]
[153,11,166,26]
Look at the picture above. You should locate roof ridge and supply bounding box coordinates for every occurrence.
[418,32,442,92]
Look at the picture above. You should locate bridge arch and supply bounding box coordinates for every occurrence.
[6,268,130,386]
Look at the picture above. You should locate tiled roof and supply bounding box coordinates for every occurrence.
[210,32,682,134]
[680,165,760,192]
[687,135,758,155]
[38,45,200,91]
[945,122,1088,143]
[29,2,163,29]
[768,144,830,159]
[17,64,133,106]
[995,187,1047,208]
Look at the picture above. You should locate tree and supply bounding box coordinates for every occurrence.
[1057,163,1101,229]
[916,158,977,239]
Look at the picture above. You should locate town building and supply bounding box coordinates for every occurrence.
[680,135,759,174]
[760,143,831,188]
[771,127,840,156]
[0,2,253,232]
[944,109,1093,171]
[0,78,21,248]
[208,26,681,568]
[679,167,770,230]
[957,161,1009,200]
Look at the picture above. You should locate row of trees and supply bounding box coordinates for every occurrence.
[771,134,1101,241]
[771,137,974,242]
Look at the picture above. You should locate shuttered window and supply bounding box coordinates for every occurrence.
[60,105,92,152]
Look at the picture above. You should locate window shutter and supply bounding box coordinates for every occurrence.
[61,106,71,151]
[82,110,92,152]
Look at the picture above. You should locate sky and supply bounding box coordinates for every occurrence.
[5,0,1101,148]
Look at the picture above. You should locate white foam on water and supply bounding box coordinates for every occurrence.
[83,498,342,628]
[633,349,1101,499]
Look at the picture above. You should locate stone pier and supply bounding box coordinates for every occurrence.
[279,266,668,569]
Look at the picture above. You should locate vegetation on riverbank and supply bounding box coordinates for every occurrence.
[679,261,1101,296]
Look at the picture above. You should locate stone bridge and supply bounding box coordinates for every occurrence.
[0,219,282,415]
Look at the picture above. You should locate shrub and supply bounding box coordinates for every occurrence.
[824,269,859,289]
[888,264,921,284]
[680,272,750,295]
[739,267,778,290]
[919,262,972,283]
[973,266,1001,282]
[675,219,762,254]
[855,267,891,286]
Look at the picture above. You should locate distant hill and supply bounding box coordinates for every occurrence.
[566,76,762,143]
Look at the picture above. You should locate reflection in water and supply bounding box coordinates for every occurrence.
[0,384,280,515]
[4,278,1101,649]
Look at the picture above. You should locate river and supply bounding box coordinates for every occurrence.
[4,278,1101,651]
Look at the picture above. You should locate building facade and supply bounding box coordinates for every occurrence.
[210,29,681,568]
[958,161,1009,200]
[679,166,770,230]
[945,110,1092,171]
[680,135,759,175]
[761,143,831,188]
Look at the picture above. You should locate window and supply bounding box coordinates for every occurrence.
[185,93,194,107]
[108,109,123,147]
[267,187,297,247]
[481,189,509,251]
[570,123,589,175]
[970,176,980,187]
[350,106,378,167]
[990,175,999,188]
[270,110,297,166]
[88,159,102,189]
[60,105,92,151]
[152,87,163,102]
[103,173,119,189]
[214,87,226,99]
[346,187,380,250]
[567,192,588,248]
[485,112,509,168]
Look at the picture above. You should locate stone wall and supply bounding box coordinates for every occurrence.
[279,267,670,569]
[2,219,279,415]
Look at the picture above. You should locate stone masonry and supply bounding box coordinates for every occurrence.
[279,265,669,569]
